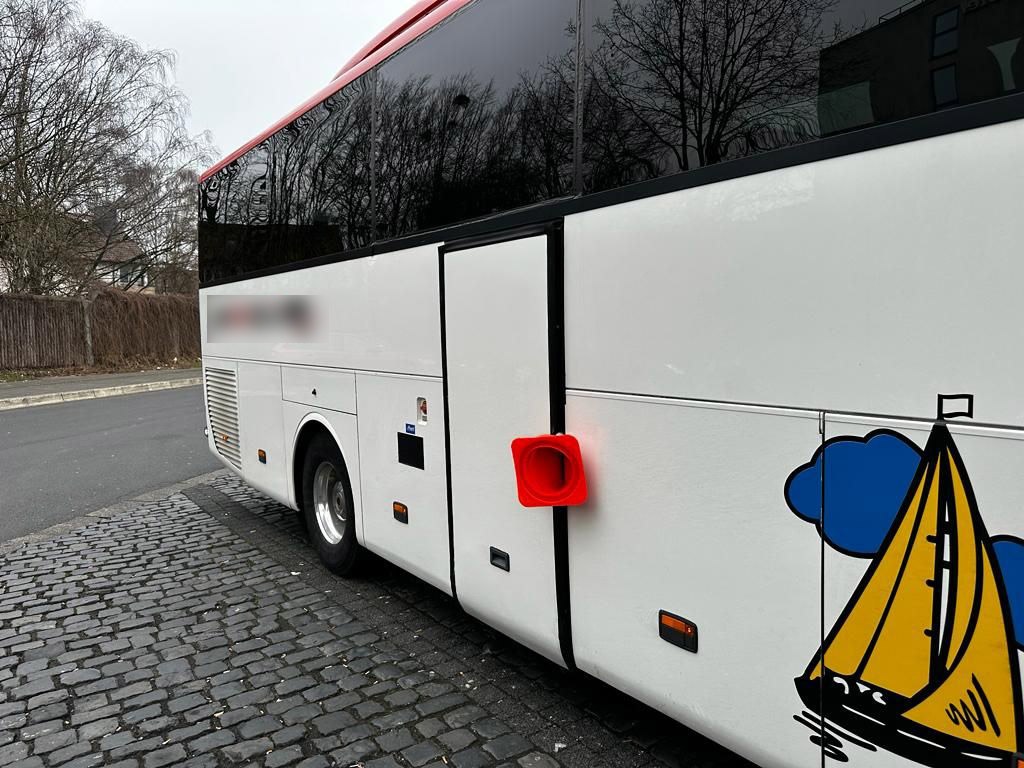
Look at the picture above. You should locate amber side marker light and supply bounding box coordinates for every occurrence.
[1014,753,1023,768]
[257,449,267,464]
[659,610,698,653]
[393,502,409,524]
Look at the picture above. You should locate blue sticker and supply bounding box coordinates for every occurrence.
[405,423,416,435]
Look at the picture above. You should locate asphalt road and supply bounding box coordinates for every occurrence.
[0,385,222,542]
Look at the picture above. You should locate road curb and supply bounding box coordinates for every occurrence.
[0,468,232,557]
[0,376,201,411]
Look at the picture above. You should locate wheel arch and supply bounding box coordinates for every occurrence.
[289,413,348,513]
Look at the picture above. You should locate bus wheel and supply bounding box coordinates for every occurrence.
[301,432,360,575]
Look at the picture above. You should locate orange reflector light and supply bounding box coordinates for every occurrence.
[659,610,698,653]
[1015,754,1023,768]
[257,449,267,464]
[393,502,408,524]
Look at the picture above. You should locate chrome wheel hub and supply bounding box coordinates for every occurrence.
[313,461,347,545]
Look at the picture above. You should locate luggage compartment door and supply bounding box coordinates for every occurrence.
[442,230,566,666]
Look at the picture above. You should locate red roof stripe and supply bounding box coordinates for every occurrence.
[199,0,472,183]
[331,0,449,83]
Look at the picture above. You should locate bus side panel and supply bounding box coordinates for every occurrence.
[236,361,288,505]
[199,242,442,377]
[566,394,822,768]
[563,119,1024,427]
[355,373,451,596]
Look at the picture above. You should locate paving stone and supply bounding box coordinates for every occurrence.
[168,693,206,714]
[137,716,174,735]
[329,738,376,766]
[352,700,386,720]
[176,757,217,768]
[99,732,136,752]
[165,722,209,744]
[372,708,418,730]
[109,735,164,760]
[236,715,281,739]
[77,717,120,741]
[189,729,236,753]
[275,676,315,696]
[59,753,105,768]
[20,719,63,740]
[282,703,321,725]
[123,689,166,710]
[32,730,77,754]
[60,669,102,686]
[265,745,304,768]
[216,706,259,728]
[183,703,220,724]
[437,730,478,756]
[322,692,360,712]
[336,723,375,746]
[384,689,419,708]
[109,682,151,702]
[375,727,415,753]
[0,742,28,765]
[450,747,492,768]
[27,689,69,709]
[270,725,305,747]
[312,711,356,736]
[484,734,533,761]
[401,740,444,767]
[221,737,273,763]
[11,677,53,700]
[416,718,448,739]
[141,745,186,768]
[415,693,469,716]
[121,705,161,726]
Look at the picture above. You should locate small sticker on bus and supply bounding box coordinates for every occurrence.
[405,423,415,435]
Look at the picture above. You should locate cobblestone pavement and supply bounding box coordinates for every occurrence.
[0,473,754,768]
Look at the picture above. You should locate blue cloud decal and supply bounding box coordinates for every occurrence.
[786,431,1024,648]
[785,430,922,557]
[993,537,1024,650]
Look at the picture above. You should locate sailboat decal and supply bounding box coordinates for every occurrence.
[785,397,1024,767]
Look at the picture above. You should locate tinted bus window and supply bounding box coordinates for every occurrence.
[581,0,1023,194]
[199,76,373,282]
[375,0,577,239]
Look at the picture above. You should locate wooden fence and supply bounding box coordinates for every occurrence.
[0,290,199,370]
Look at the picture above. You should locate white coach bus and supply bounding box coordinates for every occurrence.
[198,1,1024,766]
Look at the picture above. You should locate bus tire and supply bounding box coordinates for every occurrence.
[301,432,360,576]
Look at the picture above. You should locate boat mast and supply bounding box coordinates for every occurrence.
[926,395,972,685]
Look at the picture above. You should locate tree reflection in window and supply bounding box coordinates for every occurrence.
[374,0,577,239]
[582,0,844,192]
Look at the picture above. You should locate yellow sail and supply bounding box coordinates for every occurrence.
[811,451,936,698]
[859,461,940,696]
[902,445,1021,753]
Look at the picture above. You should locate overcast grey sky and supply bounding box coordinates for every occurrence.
[80,0,413,168]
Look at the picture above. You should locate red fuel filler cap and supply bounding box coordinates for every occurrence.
[510,434,588,507]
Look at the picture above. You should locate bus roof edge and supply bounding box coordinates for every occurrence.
[199,0,469,184]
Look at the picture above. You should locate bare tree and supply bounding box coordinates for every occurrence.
[0,0,212,295]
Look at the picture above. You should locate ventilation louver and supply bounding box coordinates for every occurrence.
[204,367,241,470]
